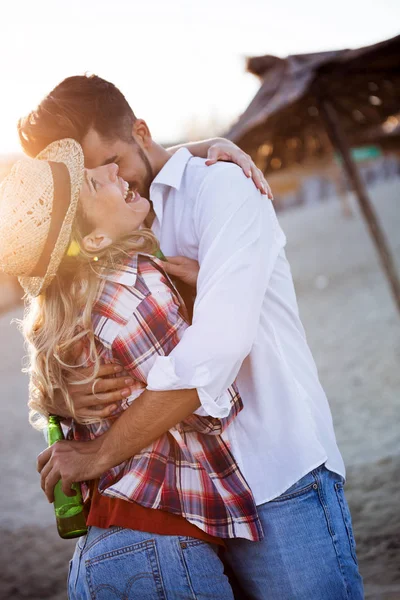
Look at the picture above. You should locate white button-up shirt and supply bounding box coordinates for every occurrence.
[147,148,345,505]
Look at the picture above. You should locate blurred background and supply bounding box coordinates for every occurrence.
[0,1,399,599]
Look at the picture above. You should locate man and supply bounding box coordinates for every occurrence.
[20,75,364,599]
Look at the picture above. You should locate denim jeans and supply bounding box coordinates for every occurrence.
[222,465,364,600]
[67,526,234,599]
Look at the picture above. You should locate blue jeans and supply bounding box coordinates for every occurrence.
[222,465,364,599]
[67,526,234,599]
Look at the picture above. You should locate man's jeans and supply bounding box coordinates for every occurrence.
[222,465,364,600]
[67,526,234,599]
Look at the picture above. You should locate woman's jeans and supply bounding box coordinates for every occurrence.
[68,465,364,599]
[68,526,234,599]
[222,465,364,600]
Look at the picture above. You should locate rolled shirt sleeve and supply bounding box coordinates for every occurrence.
[147,165,285,417]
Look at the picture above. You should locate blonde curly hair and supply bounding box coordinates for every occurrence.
[20,206,158,431]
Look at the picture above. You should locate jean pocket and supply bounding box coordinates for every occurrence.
[85,539,166,600]
[271,471,318,502]
[334,482,358,565]
[179,535,218,552]
[178,537,233,599]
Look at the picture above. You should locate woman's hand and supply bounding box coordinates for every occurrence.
[66,363,138,420]
[41,363,139,421]
[168,137,273,199]
[156,256,200,288]
[205,140,273,199]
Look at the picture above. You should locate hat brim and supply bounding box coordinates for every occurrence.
[18,139,84,297]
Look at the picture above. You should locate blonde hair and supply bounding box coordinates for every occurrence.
[21,211,158,431]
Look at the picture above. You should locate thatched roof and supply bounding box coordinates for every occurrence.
[227,35,400,173]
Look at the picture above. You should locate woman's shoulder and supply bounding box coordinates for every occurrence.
[92,252,178,347]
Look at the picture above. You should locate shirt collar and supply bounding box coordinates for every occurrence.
[150,147,192,192]
[99,252,149,287]
[150,148,192,233]
[93,253,149,341]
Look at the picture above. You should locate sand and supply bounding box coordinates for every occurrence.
[0,179,399,599]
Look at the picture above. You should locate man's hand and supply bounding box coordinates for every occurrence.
[205,140,273,199]
[37,437,106,502]
[38,387,200,503]
[155,256,200,288]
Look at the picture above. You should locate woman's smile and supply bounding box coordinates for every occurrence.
[125,190,143,206]
[79,164,151,244]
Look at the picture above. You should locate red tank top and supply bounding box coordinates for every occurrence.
[86,482,223,546]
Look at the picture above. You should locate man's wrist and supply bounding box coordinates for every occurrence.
[91,434,109,472]
[94,429,132,473]
[92,388,200,473]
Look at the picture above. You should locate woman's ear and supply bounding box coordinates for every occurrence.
[82,231,113,254]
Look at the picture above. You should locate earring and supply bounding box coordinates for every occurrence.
[67,239,81,257]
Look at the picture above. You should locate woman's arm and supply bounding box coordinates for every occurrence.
[167,138,273,198]
[168,137,227,157]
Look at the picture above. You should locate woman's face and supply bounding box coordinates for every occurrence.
[79,163,151,248]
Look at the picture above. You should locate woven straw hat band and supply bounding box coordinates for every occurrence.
[30,161,71,277]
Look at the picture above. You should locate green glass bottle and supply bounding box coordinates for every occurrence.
[47,415,88,539]
[153,248,167,261]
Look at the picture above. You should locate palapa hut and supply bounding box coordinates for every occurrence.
[227,35,400,312]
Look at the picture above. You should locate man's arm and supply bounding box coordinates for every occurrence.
[168,137,222,156]
[37,388,200,500]
[147,165,284,417]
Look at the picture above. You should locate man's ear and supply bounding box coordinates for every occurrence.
[82,231,113,254]
[132,119,152,150]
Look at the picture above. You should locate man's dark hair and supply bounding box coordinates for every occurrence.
[18,74,137,157]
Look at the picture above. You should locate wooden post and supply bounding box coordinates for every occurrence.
[330,164,353,219]
[320,100,400,314]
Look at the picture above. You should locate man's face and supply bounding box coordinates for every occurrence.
[81,128,154,199]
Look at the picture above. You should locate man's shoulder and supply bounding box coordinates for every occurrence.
[184,156,257,199]
[185,156,245,179]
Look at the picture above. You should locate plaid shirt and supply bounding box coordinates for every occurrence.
[69,253,263,541]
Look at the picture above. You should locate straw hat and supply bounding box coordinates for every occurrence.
[0,139,84,296]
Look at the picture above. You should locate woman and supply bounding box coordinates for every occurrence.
[0,138,262,599]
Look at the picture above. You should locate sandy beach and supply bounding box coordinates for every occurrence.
[0,179,399,599]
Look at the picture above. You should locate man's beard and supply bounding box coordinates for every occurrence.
[132,144,156,227]
[134,144,154,199]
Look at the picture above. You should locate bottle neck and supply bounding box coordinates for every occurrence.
[48,415,64,444]
[48,414,61,424]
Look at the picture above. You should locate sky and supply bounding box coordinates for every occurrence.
[0,0,399,154]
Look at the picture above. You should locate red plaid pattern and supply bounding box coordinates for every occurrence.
[69,254,263,541]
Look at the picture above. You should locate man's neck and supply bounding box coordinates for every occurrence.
[145,143,177,229]
[150,143,173,178]
[144,204,156,228]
